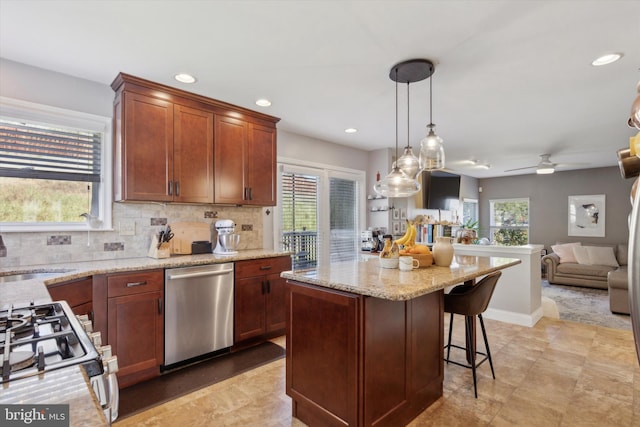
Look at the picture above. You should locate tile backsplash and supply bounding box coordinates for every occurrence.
[0,202,263,268]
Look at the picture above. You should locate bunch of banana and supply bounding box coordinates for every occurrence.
[394,219,416,247]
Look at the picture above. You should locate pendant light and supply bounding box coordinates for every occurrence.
[373,66,421,198]
[395,82,421,180]
[419,69,445,171]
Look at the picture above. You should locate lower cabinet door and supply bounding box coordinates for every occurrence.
[107,290,163,387]
[265,272,286,333]
[234,276,267,342]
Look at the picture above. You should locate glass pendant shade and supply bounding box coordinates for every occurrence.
[419,126,445,171]
[396,146,421,180]
[373,165,421,198]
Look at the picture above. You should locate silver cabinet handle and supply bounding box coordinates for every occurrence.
[168,181,173,196]
[175,181,180,196]
[166,269,233,280]
[126,281,147,287]
[158,297,163,314]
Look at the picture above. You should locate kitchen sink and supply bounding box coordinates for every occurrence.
[0,270,73,283]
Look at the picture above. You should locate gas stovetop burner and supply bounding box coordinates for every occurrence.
[0,301,100,384]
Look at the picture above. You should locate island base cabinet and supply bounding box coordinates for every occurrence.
[286,281,444,427]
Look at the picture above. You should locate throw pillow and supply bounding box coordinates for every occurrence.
[572,246,591,265]
[551,242,581,263]
[586,246,619,267]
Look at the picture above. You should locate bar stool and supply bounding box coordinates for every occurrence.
[444,271,501,398]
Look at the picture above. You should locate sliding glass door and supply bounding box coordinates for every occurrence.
[278,163,363,269]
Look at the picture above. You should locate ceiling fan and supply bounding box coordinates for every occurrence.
[504,154,581,175]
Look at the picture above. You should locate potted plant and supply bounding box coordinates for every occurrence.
[458,219,478,244]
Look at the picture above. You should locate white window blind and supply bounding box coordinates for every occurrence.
[329,177,358,262]
[0,118,102,182]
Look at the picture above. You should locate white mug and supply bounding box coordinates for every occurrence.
[399,256,419,271]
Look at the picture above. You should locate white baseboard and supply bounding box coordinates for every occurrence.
[483,306,544,327]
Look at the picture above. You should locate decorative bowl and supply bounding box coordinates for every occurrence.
[379,257,399,269]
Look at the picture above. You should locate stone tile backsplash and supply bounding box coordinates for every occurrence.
[0,203,264,268]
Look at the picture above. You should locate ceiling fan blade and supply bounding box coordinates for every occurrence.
[504,165,537,172]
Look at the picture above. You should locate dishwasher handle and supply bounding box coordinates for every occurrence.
[166,268,234,281]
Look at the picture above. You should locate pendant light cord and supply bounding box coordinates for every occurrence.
[429,68,433,126]
[395,67,399,160]
[406,82,410,149]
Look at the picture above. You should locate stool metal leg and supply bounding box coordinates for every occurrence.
[465,315,478,398]
[478,314,495,379]
[446,312,454,363]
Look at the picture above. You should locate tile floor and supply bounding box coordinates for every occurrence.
[114,316,640,426]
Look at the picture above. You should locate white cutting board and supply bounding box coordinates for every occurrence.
[169,222,212,255]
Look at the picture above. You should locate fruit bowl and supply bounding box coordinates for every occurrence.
[411,253,433,268]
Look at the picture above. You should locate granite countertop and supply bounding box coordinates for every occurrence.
[0,365,109,427]
[0,249,291,307]
[281,254,521,301]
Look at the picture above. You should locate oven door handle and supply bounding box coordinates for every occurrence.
[166,268,233,280]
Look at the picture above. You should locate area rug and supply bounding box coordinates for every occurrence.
[118,341,286,419]
[541,280,631,330]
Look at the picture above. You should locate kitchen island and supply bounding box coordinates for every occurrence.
[281,255,520,427]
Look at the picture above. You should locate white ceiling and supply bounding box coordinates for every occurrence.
[1,0,638,178]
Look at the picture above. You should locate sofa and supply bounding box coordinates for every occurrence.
[542,242,629,314]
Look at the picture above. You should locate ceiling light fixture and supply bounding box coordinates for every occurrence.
[419,63,445,171]
[344,128,358,134]
[374,62,427,198]
[591,53,623,66]
[536,166,555,175]
[255,98,271,107]
[174,73,197,84]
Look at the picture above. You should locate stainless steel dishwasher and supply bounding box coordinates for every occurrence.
[164,263,234,367]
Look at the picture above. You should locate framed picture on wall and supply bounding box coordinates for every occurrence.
[568,194,605,237]
[392,208,400,220]
[392,221,401,235]
[400,220,407,233]
[400,208,407,220]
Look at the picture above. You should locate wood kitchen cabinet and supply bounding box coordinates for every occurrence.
[102,269,164,388]
[234,256,291,344]
[214,116,277,206]
[111,73,278,205]
[47,276,93,318]
[113,90,214,203]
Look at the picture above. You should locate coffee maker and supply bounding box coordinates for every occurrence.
[213,219,240,255]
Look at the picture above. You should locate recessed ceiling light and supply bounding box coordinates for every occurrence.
[255,99,271,107]
[344,128,358,134]
[174,73,197,83]
[591,53,623,66]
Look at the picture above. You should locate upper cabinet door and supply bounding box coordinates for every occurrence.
[214,116,247,204]
[174,105,214,204]
[121,93,174,201]
[247,124,276,206]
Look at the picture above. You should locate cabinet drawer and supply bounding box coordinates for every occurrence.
[235,256,291,279]
[48,277,92,307]
[107,270,163,298]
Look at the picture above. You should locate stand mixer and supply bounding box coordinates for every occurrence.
[213,219,240,255]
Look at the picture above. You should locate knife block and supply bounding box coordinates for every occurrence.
[148,236,171,259]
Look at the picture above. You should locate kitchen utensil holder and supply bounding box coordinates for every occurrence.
[148,236,170,259]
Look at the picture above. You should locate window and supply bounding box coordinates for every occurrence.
[489,198,529,245]
[281,171,319,269]
[0,97,112,231]
[462,198,478,226]
[278,161,364,269]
